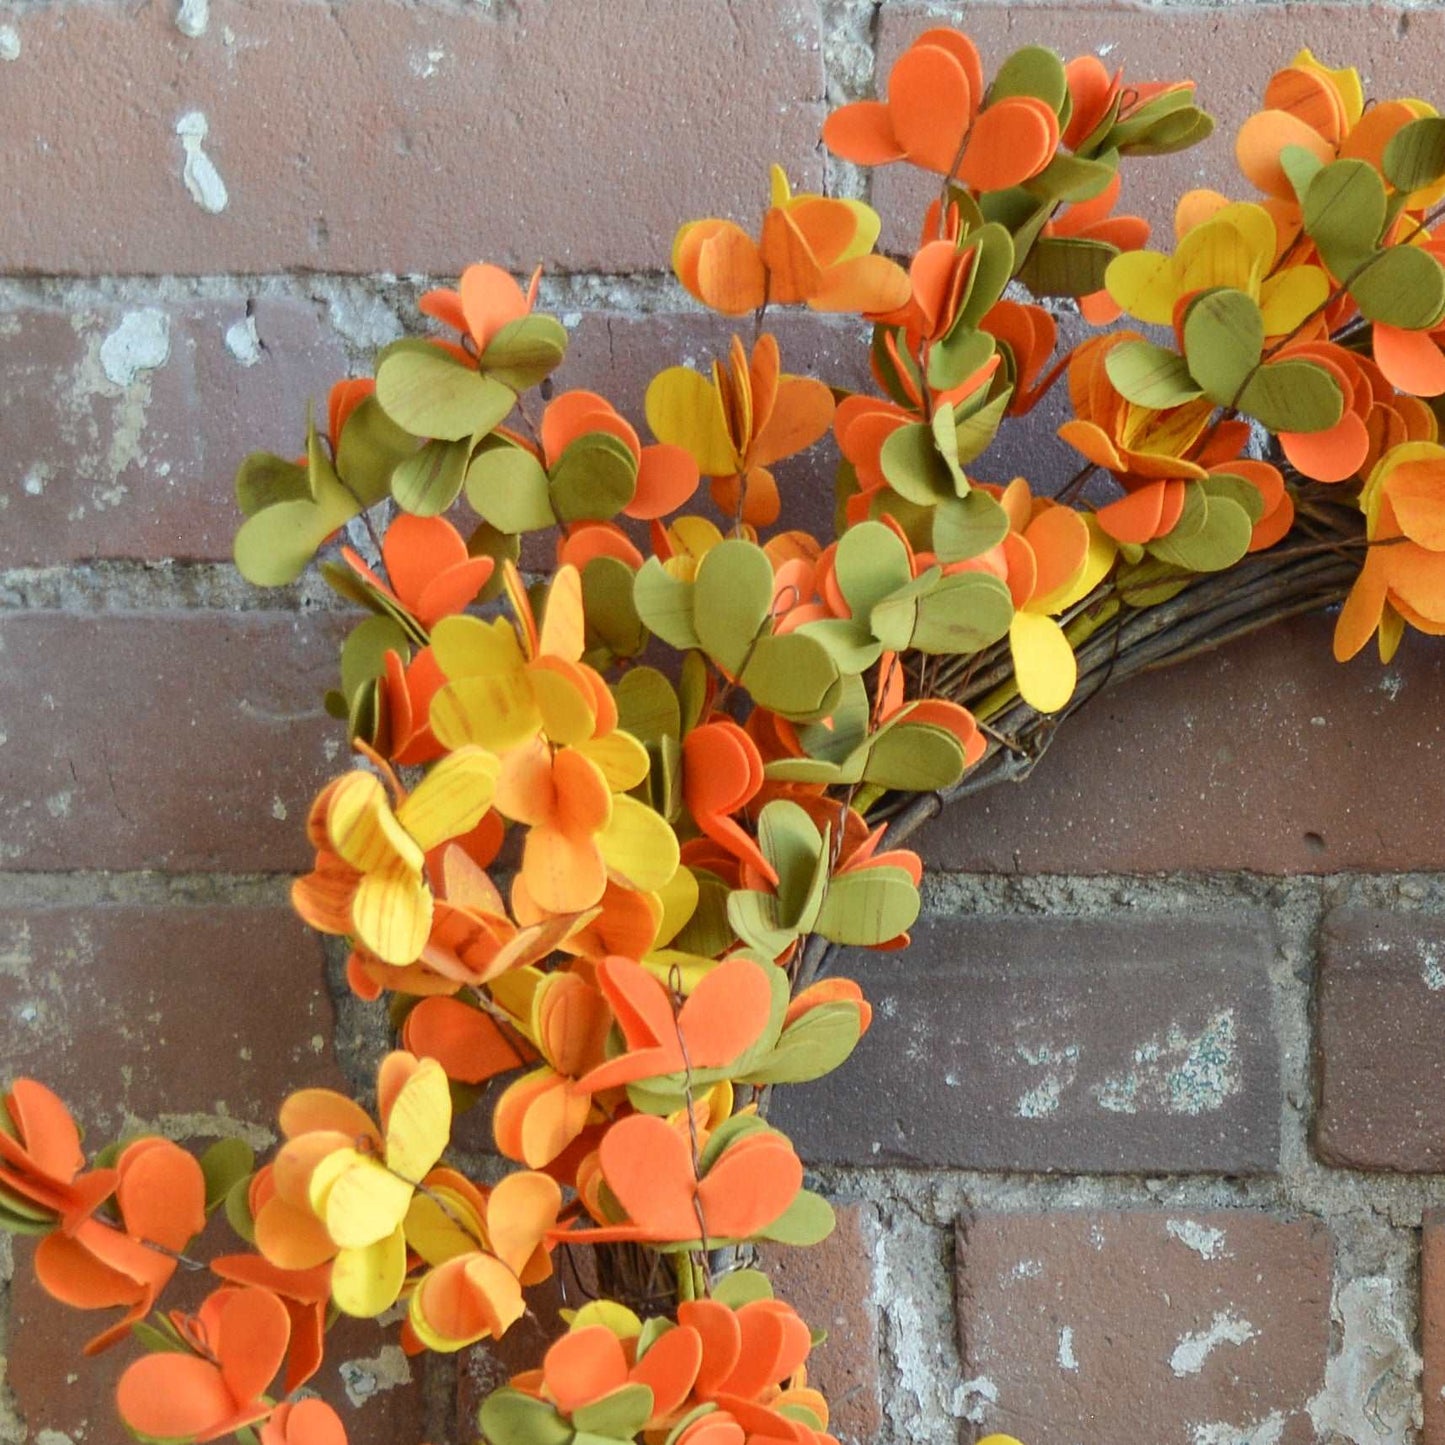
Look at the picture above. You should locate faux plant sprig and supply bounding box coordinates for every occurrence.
[11,27,1445,1445]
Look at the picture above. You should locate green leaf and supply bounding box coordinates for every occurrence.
[478,314,569,390]
[223,1173,256,1244]
[989,45,1069,112]
[572,1384,654,1439]
[932,490,1010,563]
[880,422,955,505]
[235,452,308,518]
[1017,236,1118,297]
[926,324,997,393]
[1351,244,1445,329]
[375,339,516,441]
[754,1190,836,1247]
[816,866,920,946]
[335,394,419,506]
[549,432,638,524]
[1237,358,1344,433]
[465,523,520,603]
[910,572,1015,654]
[1202,471,1265,525]
[863,721,966,791]
[613,666,680,745]
[712,1269,775,1308]
[1105,340,1203,408]
[581,556,646,663]
[478,1388,573,1445]
[1303,160,1386,277]
[632,558,699,651]
[232,470,359,587]
[1119,107,1213,156]
[694,540,774,674]
[951,388,1013,467]
[1279,143,1326,206]
[1182,288,1264,406]
[745,1002,865,1086]
[1384,115,1445,193]
[466,441,555,534]
[743,633,841,722]
[1024,148,1119,204]
[390,436,469,516]
[955,224,1016,328]
[1149,491,1253,572]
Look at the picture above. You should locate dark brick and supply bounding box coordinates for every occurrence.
[0,903,346,1134]
[773,912,1279,1173]
[0,0,824,275]
[919,615,1445,874]
[757,1202,882,1445]
[955,1210,1333,1445]
[0,610,346,873]
[874,6,1445,253]
[0,300,347,566]
[1315,909,1445,1171]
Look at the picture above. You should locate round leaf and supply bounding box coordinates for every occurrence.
[1182,288,1263,405]
[391,437,469,516]
[1351,244,1445,330]
[466,443,556,533]
[375,340,516,441]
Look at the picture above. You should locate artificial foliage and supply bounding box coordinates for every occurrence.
[9,26,1445,1445]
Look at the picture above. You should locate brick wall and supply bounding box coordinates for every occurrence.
[2,3,1444,1443]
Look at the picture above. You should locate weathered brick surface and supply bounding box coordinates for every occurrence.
[1,300,347,565]
[920,614,1445,874]
[1423,1211,1445,1445]
[875,5,1441,252]
[772,912,1279,1173]
[1315,909,1445,1171]
[0,903,345,1132]
[0,611,345,872]
[8,1230,428,1445]
[0,0,824,276]
[758,1203,882,1445]
[956,1210,1333,1445]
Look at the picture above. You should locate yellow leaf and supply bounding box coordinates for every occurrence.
[1009,611,1078,714]
[1104,250,1177,325]
[384,1056,452,1183]
[429,673,542,754]
[327,772,424,875]
[597,795,680,893]
[1035,516,1118,614]
[1173,218,1258,300]
[645,368,739,475]
[396,747,500,852]
[652,865,699,948]
[530,668,598,748]
[574,730,651,792]
[405,1186,485,1267]
[569,1299,643,1339]
[1258,265,1330,337]
[310,1149,412,1249]
[352,863,433,966]
[331,1227,408,1318]
[431,615,526,680]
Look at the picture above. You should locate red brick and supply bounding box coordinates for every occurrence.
[956,1210,1332,1445]
[0,610,346,873]
[1423,1211,1445,1445]
[919,614,1445,874]
[1315,909,1445,1171]
[757,1203,882,1445]
[8,1225,428,1445]
[772,912,1279,1173]
[874,6,1438,253]
[0,903,346,1133]
[0,0,824,276]
[1,300,347,565]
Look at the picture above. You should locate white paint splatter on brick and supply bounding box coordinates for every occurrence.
[1307,1277,1421,1444]
[339,1344,412,1406]
[1419,941,1445,991]
[1015,1040,1079,1118]
[100,310,171,388]
[1057,1326,1078,1372]
[1170,1312,1256,1377]
[1167,1219,1227,1260]
[22,464,49,497]
[225,315,262,366]
[176,111,229,213]
[1190,1411,1286,1445]
[176,0,208,37]
[1093,1010,1239,1116]
[411,45,447,77]
[951,1377,997,1425]
[0,25,19,60]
